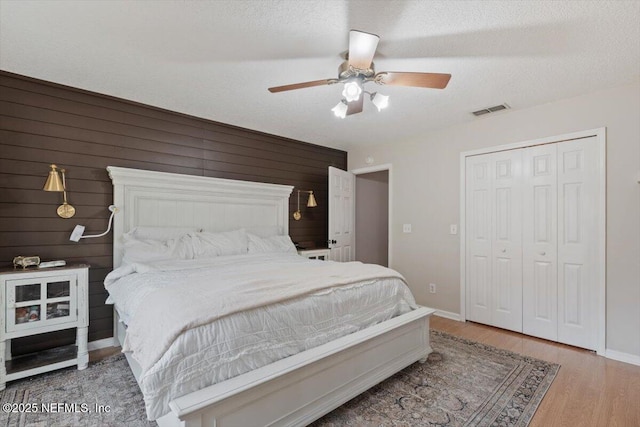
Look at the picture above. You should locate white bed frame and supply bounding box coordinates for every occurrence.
[107,166,435,427]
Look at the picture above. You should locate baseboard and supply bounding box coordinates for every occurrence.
[605,348,640,367]
[88,337,117,351]
[433,310,461,322]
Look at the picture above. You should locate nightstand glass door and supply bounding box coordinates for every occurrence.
[5,275,77,332]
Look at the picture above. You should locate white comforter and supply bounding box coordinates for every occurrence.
[104,253,417,420]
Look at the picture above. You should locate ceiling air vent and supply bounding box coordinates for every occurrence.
[472,103,510,117]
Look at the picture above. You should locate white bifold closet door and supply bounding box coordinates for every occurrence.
[555,137,600,349]
[466,136,600,350]
[465,150,523,333]
[522,144,559,341]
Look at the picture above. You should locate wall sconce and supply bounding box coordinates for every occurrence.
[70,205,118,242]
[43,164,75,218]
[293,190,317,220]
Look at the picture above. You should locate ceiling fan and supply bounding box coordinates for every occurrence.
[268,30,451,118]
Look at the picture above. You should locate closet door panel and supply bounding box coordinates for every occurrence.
[557,136,599,350]
[523,145,558,341]
[490,150,523,332]
[465,157,493,325]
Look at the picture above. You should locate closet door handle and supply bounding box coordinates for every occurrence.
[540,251,546,256]
[501,249,506,253]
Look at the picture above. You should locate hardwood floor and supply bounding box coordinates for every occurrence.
[430,316,640,427]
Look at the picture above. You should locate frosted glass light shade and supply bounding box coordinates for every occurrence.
[331,101,348,118]
[372,93,389,111]
[342,81,362,102]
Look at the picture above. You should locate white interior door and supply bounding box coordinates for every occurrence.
[328,166,355,262]
[557,136,600,350]
[522,144,558,341]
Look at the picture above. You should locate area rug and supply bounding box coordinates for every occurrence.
[312,331,560,427]
[0,330,559,427]
[0,353,154,427]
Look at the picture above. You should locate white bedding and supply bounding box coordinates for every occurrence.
[104,253,417,420]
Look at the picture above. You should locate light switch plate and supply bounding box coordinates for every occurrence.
[403,224,412,233]
[450,224,457,235]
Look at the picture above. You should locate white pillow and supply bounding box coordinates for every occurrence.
[122,234,194,264]
[129,226,199,241]
[247,233,297,254]
[244,226,283,238]
[192,229,248,258]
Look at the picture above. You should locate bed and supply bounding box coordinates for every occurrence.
[106,166,435,427]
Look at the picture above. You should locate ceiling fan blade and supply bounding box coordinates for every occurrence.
[376,72,451,89]
[348,30,380,70]
[346,95,364,116]
[268,79,334,93]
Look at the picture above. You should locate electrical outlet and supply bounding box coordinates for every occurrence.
[403,224,412,233]
[429,283,436,294]
[450,224,457,235]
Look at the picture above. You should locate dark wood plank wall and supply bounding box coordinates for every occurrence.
[0,71,347,355]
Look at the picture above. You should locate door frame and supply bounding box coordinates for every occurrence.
[351,164,393,268]
[459,127,606,355]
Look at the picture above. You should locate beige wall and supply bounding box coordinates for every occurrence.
[348,80,640,358]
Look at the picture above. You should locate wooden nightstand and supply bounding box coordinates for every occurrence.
[0,264,89,389]
[297,248,331,261]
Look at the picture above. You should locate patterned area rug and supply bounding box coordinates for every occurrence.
[0,354,154,427]
[312,331,560,426]
[0,331,558,427]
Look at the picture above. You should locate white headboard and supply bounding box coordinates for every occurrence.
[107,166,293,268]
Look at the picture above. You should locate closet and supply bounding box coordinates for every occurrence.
[465,135,603,351]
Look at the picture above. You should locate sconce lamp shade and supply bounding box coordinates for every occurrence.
[43,164,64,192]
[307,191,317,208]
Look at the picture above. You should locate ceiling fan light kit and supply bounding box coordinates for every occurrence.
[342,80,363,102]
[268,30,451,118]
[371,92,389,111]
[332,101,349,119]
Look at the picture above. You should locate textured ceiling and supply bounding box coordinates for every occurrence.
[1,0,639,150]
